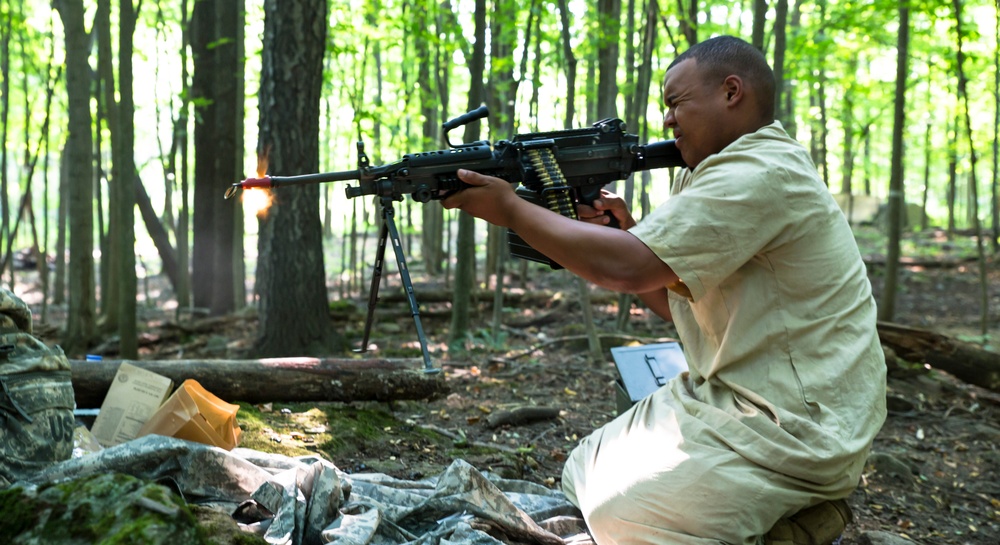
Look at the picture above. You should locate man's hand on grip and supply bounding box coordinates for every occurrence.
[577,190,636,230]
[442,169,521,227]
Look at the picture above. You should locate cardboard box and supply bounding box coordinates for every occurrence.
[90,363,174,447]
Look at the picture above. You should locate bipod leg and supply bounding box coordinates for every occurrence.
[355,210,389,354]
[381,199,438,374]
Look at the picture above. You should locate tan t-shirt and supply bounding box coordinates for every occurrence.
[630,122,886,486]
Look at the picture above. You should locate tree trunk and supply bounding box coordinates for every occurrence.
[993,5,1000,252]
[920,81,932,231]
[54,0,97,356]
[878,322,1000,393]
[54,144,68,305]
[596,0,620,121]
[71,358,450,408]
[177,0,192,311]
[878,2,909,322]
[135,175,179,290]
[448,0,487,354]
[482,0,518,281]
[253,0,341,357]
[191,0,243,316]
[947,116,957,237]
[773,0,789,126]
[414,2,443,277]
[116,0,138,358]
[677,0,697,46]
[751,0,767,51]
[616,0,659,331]
[557,0,577,127]
[840,63,857,196]
[96,0,120,328]
[0,6,10,284]
[950,0,989,335]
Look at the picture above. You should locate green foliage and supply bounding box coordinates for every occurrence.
[465,328,509,352]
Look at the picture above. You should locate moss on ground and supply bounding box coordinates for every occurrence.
[0,473,210,545]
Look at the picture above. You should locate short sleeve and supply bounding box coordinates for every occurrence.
[630,152,796,301]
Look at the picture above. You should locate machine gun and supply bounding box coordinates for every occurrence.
[226,106,687,371]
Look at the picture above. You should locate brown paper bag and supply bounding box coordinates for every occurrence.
[137,379,242,450]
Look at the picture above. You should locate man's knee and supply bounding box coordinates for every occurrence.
[581,494,726,545]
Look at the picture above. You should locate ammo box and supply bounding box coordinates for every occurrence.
[611,342,688,414]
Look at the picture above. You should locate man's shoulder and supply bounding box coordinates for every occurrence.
[712,123,820,182]
[732,122,804,153]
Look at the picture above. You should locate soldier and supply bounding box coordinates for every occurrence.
[443,35,886,545]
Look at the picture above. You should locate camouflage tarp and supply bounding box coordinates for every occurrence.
[16,434,591,545]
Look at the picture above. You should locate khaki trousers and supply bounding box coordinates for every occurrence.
[561,388,852,545]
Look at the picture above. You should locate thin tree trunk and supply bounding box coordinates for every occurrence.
[841,63,857,196]
[415,2,444,276]
[41,26,59,323]
[116,0,138,358]
[878,2,909,322]
[947,116,957,238]
[448,0,486,354]
[993,6,1000,253]
[596,0,620,120]
[577,277,604,366]
[96,0,120,328]
[950,0,989,335]
[484,0,519,282]
[557,0,577,127]
[773,0,789,126]
[616,0,659,332]
[54,144,68,305]
[677,0,697,46]
[921,79,932,231]
[135,175,179,290]
[751,0,767,50]
[0,7,11,285]
[54,0,97,356]
[177,0,191,312]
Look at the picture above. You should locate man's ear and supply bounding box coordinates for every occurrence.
[723,75,743,104]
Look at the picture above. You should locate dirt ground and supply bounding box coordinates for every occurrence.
[25,228,1000,544]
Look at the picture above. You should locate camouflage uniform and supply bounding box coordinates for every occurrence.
[0,288,75,487]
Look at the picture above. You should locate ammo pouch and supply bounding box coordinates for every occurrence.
[0,289,75,487]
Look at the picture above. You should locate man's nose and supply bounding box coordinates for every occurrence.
[662,110,675,130]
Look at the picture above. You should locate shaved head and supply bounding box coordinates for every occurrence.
[668,36,775,122]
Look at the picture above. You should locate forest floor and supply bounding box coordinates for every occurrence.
[25,227,1000,544]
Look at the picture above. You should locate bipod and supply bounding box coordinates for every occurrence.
[356,196,439,374]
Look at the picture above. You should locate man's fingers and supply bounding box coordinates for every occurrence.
[456,169,490,186]
[443,169,500,210]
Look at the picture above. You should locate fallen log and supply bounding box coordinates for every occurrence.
[877,322,1000,393]
[71,357,451,408]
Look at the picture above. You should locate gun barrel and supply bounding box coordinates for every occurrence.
[263,169,362,187]
[637,140,687,171]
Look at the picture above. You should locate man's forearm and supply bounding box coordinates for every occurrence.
[506,202,678,294]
